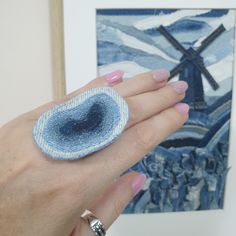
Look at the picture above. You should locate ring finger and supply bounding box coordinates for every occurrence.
[126,80,188,128]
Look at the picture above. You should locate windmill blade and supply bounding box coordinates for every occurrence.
[169,57,219,90]
[196,63,219,90]
[159,24,221,90]
[197,24,226,54]
[158,25,188,55]
[169,62,184,80]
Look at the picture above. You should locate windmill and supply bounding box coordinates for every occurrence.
[158,24,226,110]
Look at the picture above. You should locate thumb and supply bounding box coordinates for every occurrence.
[75,172,146,235]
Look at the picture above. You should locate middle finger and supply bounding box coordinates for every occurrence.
[126,80,188,128]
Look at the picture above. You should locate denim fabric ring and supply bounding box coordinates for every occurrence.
[32,87,129,160]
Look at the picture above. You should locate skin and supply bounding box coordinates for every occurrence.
[0,70,188,236]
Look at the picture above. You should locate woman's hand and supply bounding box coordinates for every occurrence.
[0,69,189,236]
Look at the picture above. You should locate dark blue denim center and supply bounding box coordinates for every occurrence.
[59,103,105,136]
[43,94,120,152]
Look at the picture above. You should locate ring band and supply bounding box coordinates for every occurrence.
[82,211,106,236]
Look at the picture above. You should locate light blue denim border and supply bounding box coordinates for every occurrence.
[32,87,129,160]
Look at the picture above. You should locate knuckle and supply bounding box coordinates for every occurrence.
[158,86,183,105]
[162,109,184,127]
[163,110,177,124]
[87,78,98,86]
[127,99,143,125]
[89,77,104,86]
[133,123,156,152]
[160,89,173,103]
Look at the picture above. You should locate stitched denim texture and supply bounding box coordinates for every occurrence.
[124,95,231,213]
[33,87,129,160]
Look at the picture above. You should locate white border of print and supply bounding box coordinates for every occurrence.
[63,1,236,236]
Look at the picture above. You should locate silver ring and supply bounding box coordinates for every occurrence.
[82,212,106,236]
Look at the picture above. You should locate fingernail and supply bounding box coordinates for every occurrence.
[104,70,124,84]
[132,174,147,196]
[170,81,188,94]
[151,69,170,82]
[174,103,190,114]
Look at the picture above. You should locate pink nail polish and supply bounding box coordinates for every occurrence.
[132,174,147,196]
[151,69,170,82]
[170,81,188,94]
[104,70,124,84]
[174,103,190,114]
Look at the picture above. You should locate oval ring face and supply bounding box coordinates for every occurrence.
[33,87,129,160]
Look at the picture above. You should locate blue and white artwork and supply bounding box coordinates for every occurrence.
[96,9,236,213]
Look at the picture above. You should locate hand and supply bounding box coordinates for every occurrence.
[0,69,189,236]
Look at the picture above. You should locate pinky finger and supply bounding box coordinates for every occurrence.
[75,172,146,236]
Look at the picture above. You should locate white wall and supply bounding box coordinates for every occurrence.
[0,0,53,126]
[1,1,236,235]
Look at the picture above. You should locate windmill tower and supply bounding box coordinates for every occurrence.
[158,24,226,110]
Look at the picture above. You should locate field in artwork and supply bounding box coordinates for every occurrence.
[96,9,235,213]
